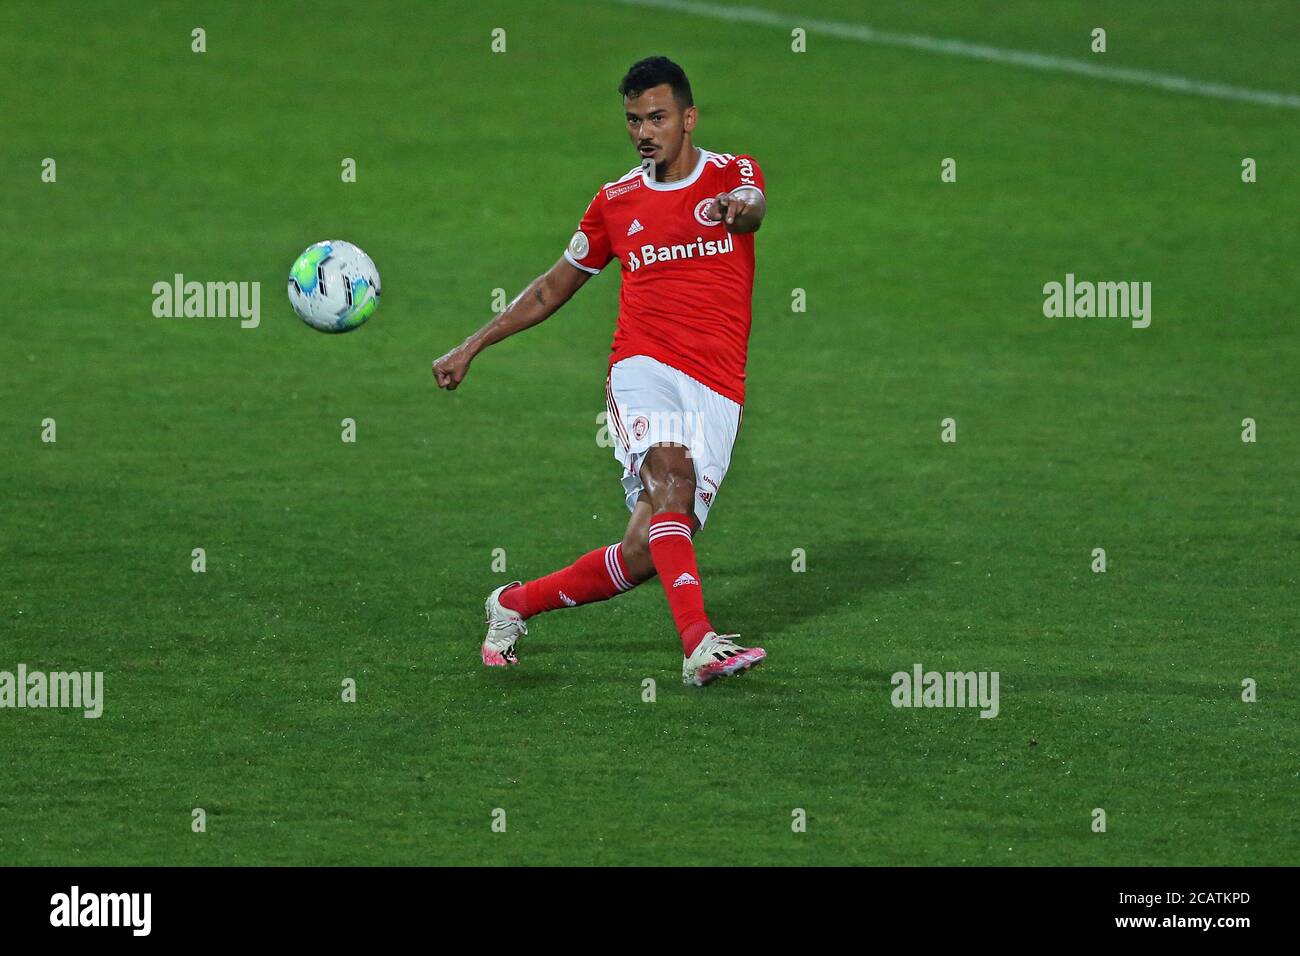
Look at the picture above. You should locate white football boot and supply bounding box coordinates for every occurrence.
[482,582,527,666]
[682,632,766,686]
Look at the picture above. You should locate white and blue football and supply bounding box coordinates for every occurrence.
[287,240,381,333]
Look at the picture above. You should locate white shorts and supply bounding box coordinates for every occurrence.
[604,354,743,527]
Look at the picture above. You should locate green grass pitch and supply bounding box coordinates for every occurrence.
[1,0,1297,866]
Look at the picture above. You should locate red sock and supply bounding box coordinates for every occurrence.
[499,543,635,619]
[647,513,713,655]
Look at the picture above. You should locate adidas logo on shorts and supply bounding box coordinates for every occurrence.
[672,572,699,588]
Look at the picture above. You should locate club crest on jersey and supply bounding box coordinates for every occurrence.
[568,230,589,259]
[625,233,733,273]
[694,198,723,227]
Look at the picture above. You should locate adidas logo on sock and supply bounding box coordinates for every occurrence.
[672,572,699,588]
[559,590,577,607]
[627,218,644,236]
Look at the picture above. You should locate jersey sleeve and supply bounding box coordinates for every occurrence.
[563,190,614,274]
[725,154,765,197]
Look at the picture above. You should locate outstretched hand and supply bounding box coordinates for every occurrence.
[707,190,757,228]
[432,343,474,390]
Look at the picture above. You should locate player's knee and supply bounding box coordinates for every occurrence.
[619,531,654,583]
[649,473,696,515]
[621,528,649,564]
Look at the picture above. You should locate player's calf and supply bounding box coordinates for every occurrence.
[483,543,640,666]
[640,445,721,658]
[498,543,637,621]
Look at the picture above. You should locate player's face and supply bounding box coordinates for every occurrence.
[624,84,696,168]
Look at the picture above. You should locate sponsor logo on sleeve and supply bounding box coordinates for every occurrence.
[606,179,642,200]
[568,231,589,259]
[735,156,757,187]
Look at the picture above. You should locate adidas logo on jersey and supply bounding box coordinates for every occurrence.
[672,572,699,589]
[627,219,644,236]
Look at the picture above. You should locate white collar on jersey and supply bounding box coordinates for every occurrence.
[640,147,711,191]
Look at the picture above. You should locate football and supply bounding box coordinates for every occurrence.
[287,239,382,333]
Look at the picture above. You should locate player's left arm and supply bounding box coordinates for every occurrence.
[708,187,766,234]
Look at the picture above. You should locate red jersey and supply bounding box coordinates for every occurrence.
[563,148,765,405]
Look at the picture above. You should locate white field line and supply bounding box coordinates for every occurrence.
[611,0,1300,110]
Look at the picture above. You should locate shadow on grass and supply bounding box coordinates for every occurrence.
[607,538,927,651]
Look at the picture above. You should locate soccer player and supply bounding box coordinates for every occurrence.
[432,56,767,686]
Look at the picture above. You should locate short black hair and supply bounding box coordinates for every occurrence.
[619,56,693,108]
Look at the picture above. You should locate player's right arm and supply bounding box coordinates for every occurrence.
[432,257,591,391]
[433,190,613,391]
